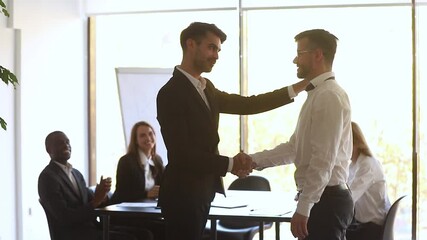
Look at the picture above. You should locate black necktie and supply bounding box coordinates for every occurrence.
[305,83,315,91]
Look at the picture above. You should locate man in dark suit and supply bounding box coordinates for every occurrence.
[156,22,310,240]
[38,131,133,240]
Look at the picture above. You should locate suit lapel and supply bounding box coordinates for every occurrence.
[203,88,212,112]
[52,163,82,199]
[175,69,214,118]
[71,170,84,199]
[192,84,211,116]
[203,80,219,129]
[134,154,145,172]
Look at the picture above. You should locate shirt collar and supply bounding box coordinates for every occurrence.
[177,66,207,91]
[138,149,155,166]
[53,160,73,174]
[309,72,335,89]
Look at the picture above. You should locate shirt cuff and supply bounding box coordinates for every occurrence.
[296,198,314,217]
[228,157,234,172]
[288,85,297,98]
[249,154,263,170]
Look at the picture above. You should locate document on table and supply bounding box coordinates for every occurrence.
[248,207,293,216]
[211,194,248,209]
[116,202,158,208]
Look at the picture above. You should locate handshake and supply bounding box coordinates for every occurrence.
[231,152,257,178]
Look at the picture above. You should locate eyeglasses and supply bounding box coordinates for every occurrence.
[296,49,314,57]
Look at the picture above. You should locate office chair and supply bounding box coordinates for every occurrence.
[381,195,407,240]
[39,199,58,240]
[207,175,274,240]
[228,175,271,192]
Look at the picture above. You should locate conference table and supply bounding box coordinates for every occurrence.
[96,190,296,240]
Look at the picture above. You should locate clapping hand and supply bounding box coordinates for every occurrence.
[231,152,254,178]
[91,175,112,207]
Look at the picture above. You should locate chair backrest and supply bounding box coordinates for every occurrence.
[219,176,272,229]
[39,199,57,240]
[88,185,96,193]
[382,195,407,240]
[228,175,271,191]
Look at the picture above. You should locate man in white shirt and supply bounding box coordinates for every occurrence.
[346,122,391,240]
[251,29,354,240]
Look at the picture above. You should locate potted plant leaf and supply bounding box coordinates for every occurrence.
[1,0,19,130]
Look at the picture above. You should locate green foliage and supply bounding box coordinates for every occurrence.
[1,0,19,130]
[0,0,9,17]
[0,66,18,130]
[0,66,18,88]
[0,117,6,130]
[0,65,18,131]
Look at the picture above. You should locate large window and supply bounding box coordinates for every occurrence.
[93,10,240,186]
[245,6,413,238]
[91,1,425,238]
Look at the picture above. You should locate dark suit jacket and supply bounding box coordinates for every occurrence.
[111,153,164,204]
[38,160,99,240]
[156,67,293,207]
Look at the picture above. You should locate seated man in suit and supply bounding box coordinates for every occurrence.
[38,130,153,240]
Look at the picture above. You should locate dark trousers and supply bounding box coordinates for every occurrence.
[105,227,154,240]
[305,185,354,240]
[346,221,383,240]
[161,199,210,240]
[110,217,162,240]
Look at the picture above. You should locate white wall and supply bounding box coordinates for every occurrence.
[5,0,87,239]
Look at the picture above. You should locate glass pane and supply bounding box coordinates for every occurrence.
[246,6,412,238]
[95,11,240,190]
[86,0,237,15]
[418,4,427,238]
[242,0,412,8]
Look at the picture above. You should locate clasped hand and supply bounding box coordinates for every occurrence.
[231,152,254,178]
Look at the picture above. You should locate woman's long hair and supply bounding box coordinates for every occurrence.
[127,121,157,159]
[351,121,373,157]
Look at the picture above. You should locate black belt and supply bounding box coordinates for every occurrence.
[294,183,348,201]
[323,183,349,193]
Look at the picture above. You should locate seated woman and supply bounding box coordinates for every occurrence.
[110,121,165,239]
[346,121,391,240]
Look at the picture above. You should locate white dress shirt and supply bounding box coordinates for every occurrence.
[251,72,352,217]
[348,154,391,225]
[177,66,210,109]
[138,150,155,191]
